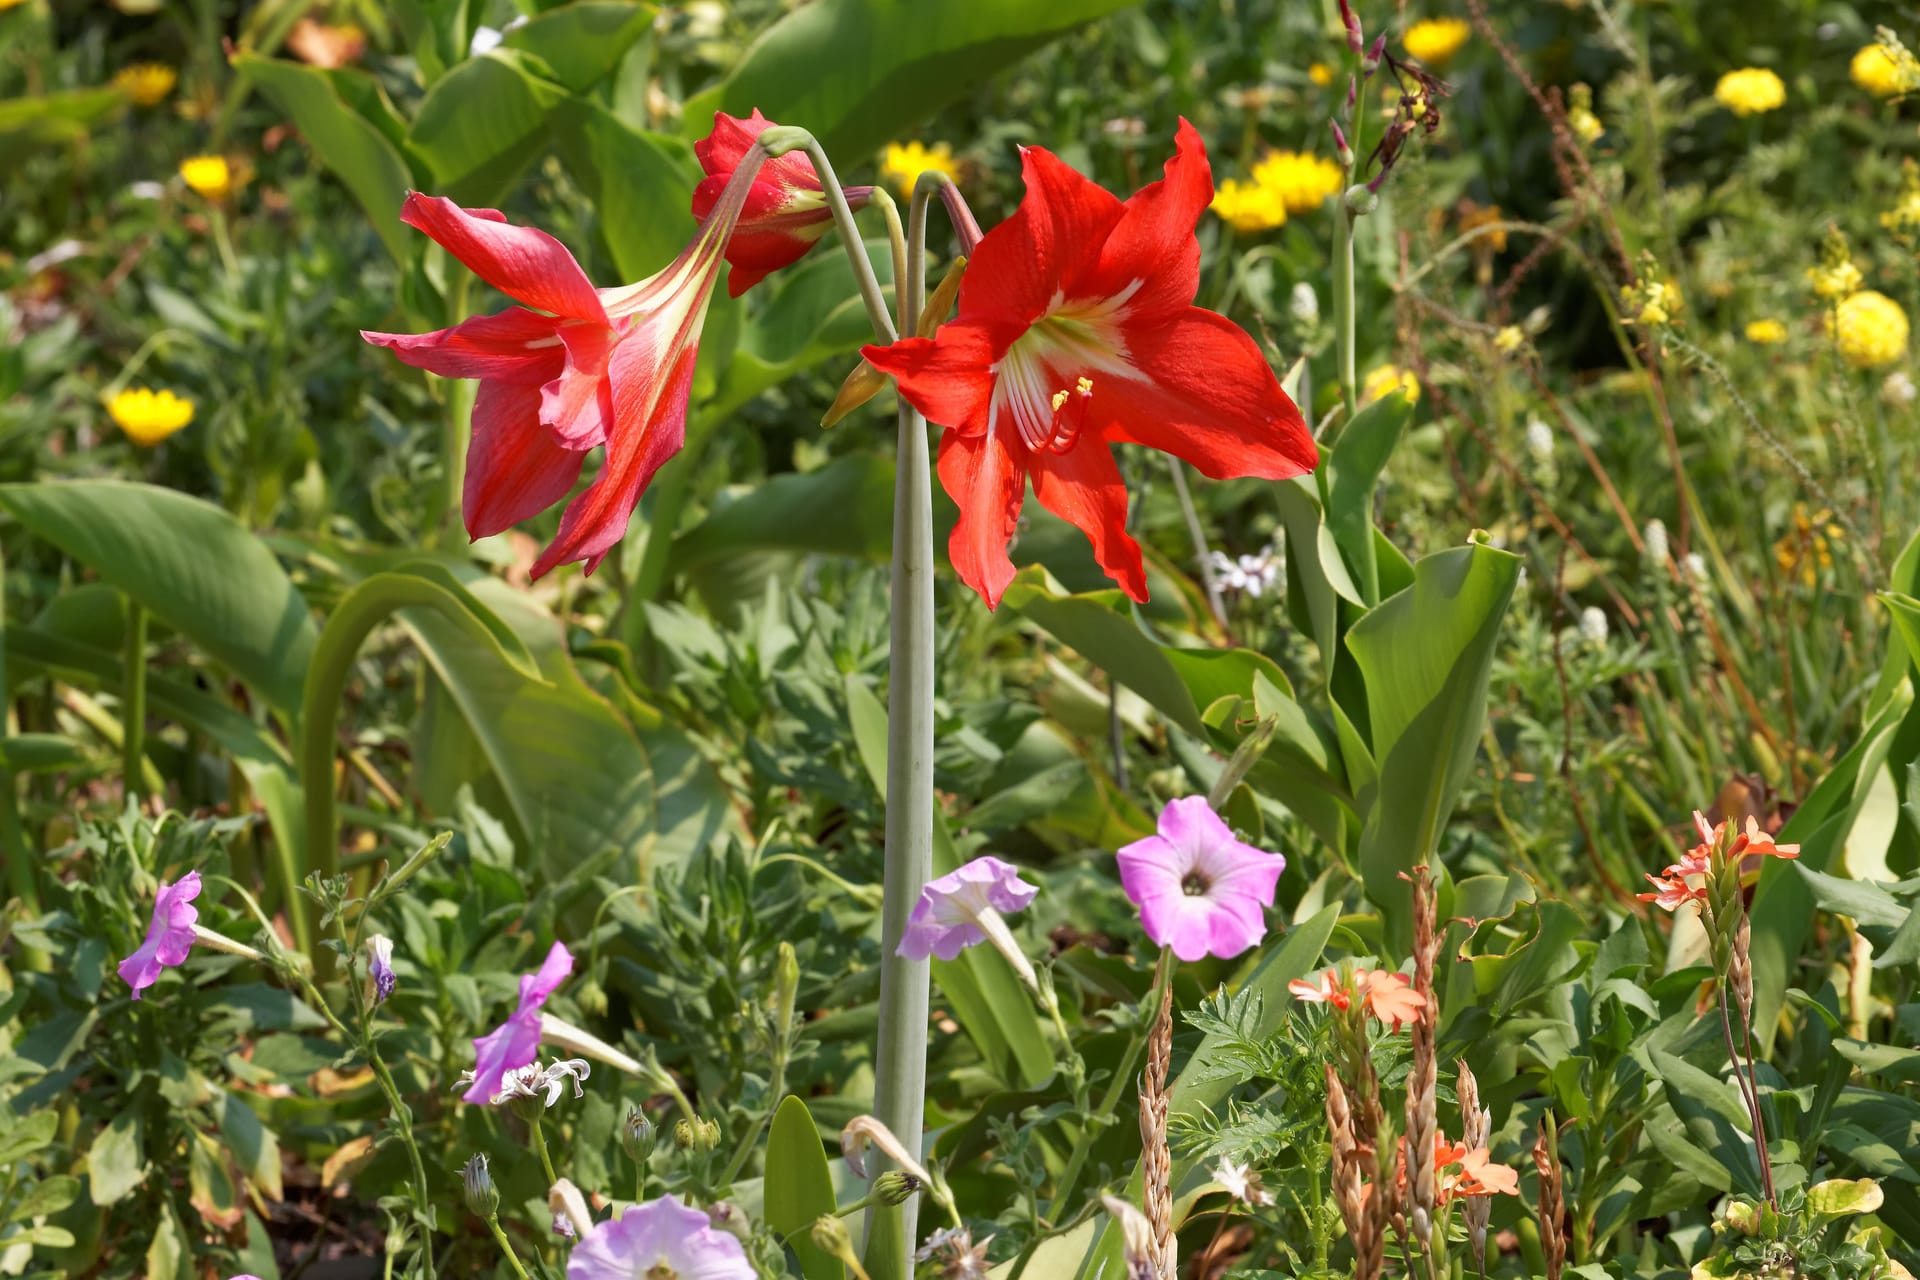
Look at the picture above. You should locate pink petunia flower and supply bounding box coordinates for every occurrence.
[464,941,572,1104]
[897,855,1039,961]
[566,1195,755,1280]
[1116,797,1286,962]
[118,871,202,1000]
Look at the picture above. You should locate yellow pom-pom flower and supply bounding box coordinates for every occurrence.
[1745,319,1788,345]
[1361,365,1420,405]
[179,154,233,201]
[1852,43,1917,98]
[1210,178,1287,234]
[1403,18,1471,69]
[1714,67,1786,116]
[1835,290,1910,368]
[107,388,195,446]
[1251,149,1344,216]
[113,63,177,106]
[879,141,959,199]
[1807,260,1863,301]
[1308,62,1335,87]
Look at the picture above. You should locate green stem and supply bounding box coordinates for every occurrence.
[0,546,45,952]
[861,173,936,1280]
[209,209,241,280]
[529,1114,559,1187]
[484,1216,532,1280]
[438,273,474,541]
[122,604,148,806]
[801,138,898,345]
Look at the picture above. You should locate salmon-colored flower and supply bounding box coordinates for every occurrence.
[364,153,769,576]
[1358,969,1425,1031]
[862,119,1316,608]
[690,110,872,298]
[1638,811,1797,912]
[1288,968,1351,1010]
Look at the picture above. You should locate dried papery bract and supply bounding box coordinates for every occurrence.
[1138,973,1176,1280]
[1323,1065,1377,1280]
[1402,867,1440,1254]
[1457,1060,1492,1273]
[1533,1117,1566,1280]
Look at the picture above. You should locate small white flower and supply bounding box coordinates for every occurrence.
[128,181,167,201]
[1212,1156,1275,1207]
[468,25,503,54]
[1882,370,1917,408]
[683,0,726,38]
[1524,418,1554,463]
[1684,552,1709,584]
[1289,281,1320,327]
[466,1058,592,1108]
[1642,518,1669,566]
[1578,606,1609,645]
[1211,546,1282,597]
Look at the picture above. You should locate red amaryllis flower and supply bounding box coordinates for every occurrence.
[692,110,871,298]
[363,158,765,577]
[861,119,1317,608]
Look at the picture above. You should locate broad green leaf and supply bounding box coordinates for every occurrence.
[402,574,735,878]
[409,49,567,205]
[146,1203,190,1280]
[219,1094,283,1201]
[683,0,1139,161]
[88,1107,145,1206]
[504,1,651,91]
[1275,480,1342,680]
[762,1097,844,1280]
[1807,1177,1885,1217]
[1345,541,1519,942]
[1327,390,1413,603]
[6,1174,79,1222]
[234,57,418,262]
[674,456,896,570]
[0,1110,55,1165]
[0,87,126,162]
[1076,904,1340,1279]
[709,238,893,416]
[0,481,319,719]
[1648,1048,1764,1198]
[550,99,701,279]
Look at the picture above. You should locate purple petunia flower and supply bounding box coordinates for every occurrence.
[464,941,572,1103]
[118,871,202,1000]
[1116,797,1285,962]
[896,856,1039,962]
[566,1196,755,1280]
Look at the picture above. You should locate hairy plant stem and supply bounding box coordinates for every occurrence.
[529,1114,559,1187]
[483,1214,532,1280]
[121,603,148,806]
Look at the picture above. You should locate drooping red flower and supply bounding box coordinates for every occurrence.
[861,119,1317,608]
[691,110,871,298]
[363,157,765,577]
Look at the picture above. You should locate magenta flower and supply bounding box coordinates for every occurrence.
[118,871,202,1000]
[1116,797,1285,962]
[897,855,1039,962]
[464,941,572,1103]
[566,1195,755,1280]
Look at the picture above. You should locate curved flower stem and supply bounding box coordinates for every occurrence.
[859,169,938,1280]
[528,1114,559,1186]
[759,128,897,345]
[121,602,148,806]
[483,1214,532,1280]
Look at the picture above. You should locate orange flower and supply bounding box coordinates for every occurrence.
[1358,969,1426,1031]
[1288,969,1352,1010]
[1639,811,1797,912]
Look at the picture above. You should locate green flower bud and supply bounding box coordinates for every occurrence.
[461,1153,498,1218]
[621,1108,655,1164]
[774,941,801,1033]
[674,1118,696,1150]
[873,1171,921,1206]
[810,1213,858,1265]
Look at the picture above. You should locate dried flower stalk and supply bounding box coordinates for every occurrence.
[1404,867,1440,1248]
[1138,974,1176,1280]
[1457,1059,1492,1273]
[1533,1116,1566,1280]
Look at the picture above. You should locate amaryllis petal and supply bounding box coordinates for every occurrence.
[464,382,587,539]
[937,425,1025,610]
[860,320,1009,437]
[1081,118,1212,322]
[361,308,568,384]
[1027,443,1146,601]
[541,323,620,448]
[532,345,698,579]
[961,144,1122,326]
[400,193,608,323]
[691,110,865,298]
[1099,309,1317,477]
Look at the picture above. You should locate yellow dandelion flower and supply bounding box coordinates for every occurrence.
[1622,279,1682,326]
[1210,178,1287,234]
[1308,62,1336,87]
[0,0,31,11]
[179,154,234,201]
[1403,17,1471,69]
[106,388,195,446]
[1852,43,1918,98]
[113,63,177,106]
[1493,326,1524,354]
[1714,67,1786,116]
[1252,149,1344,216]
[1361,365,1420,405]
[1834,290,1909,368]
[1745,319,1788,345]
[879,141,959,199]
[1568,106,1603,143]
